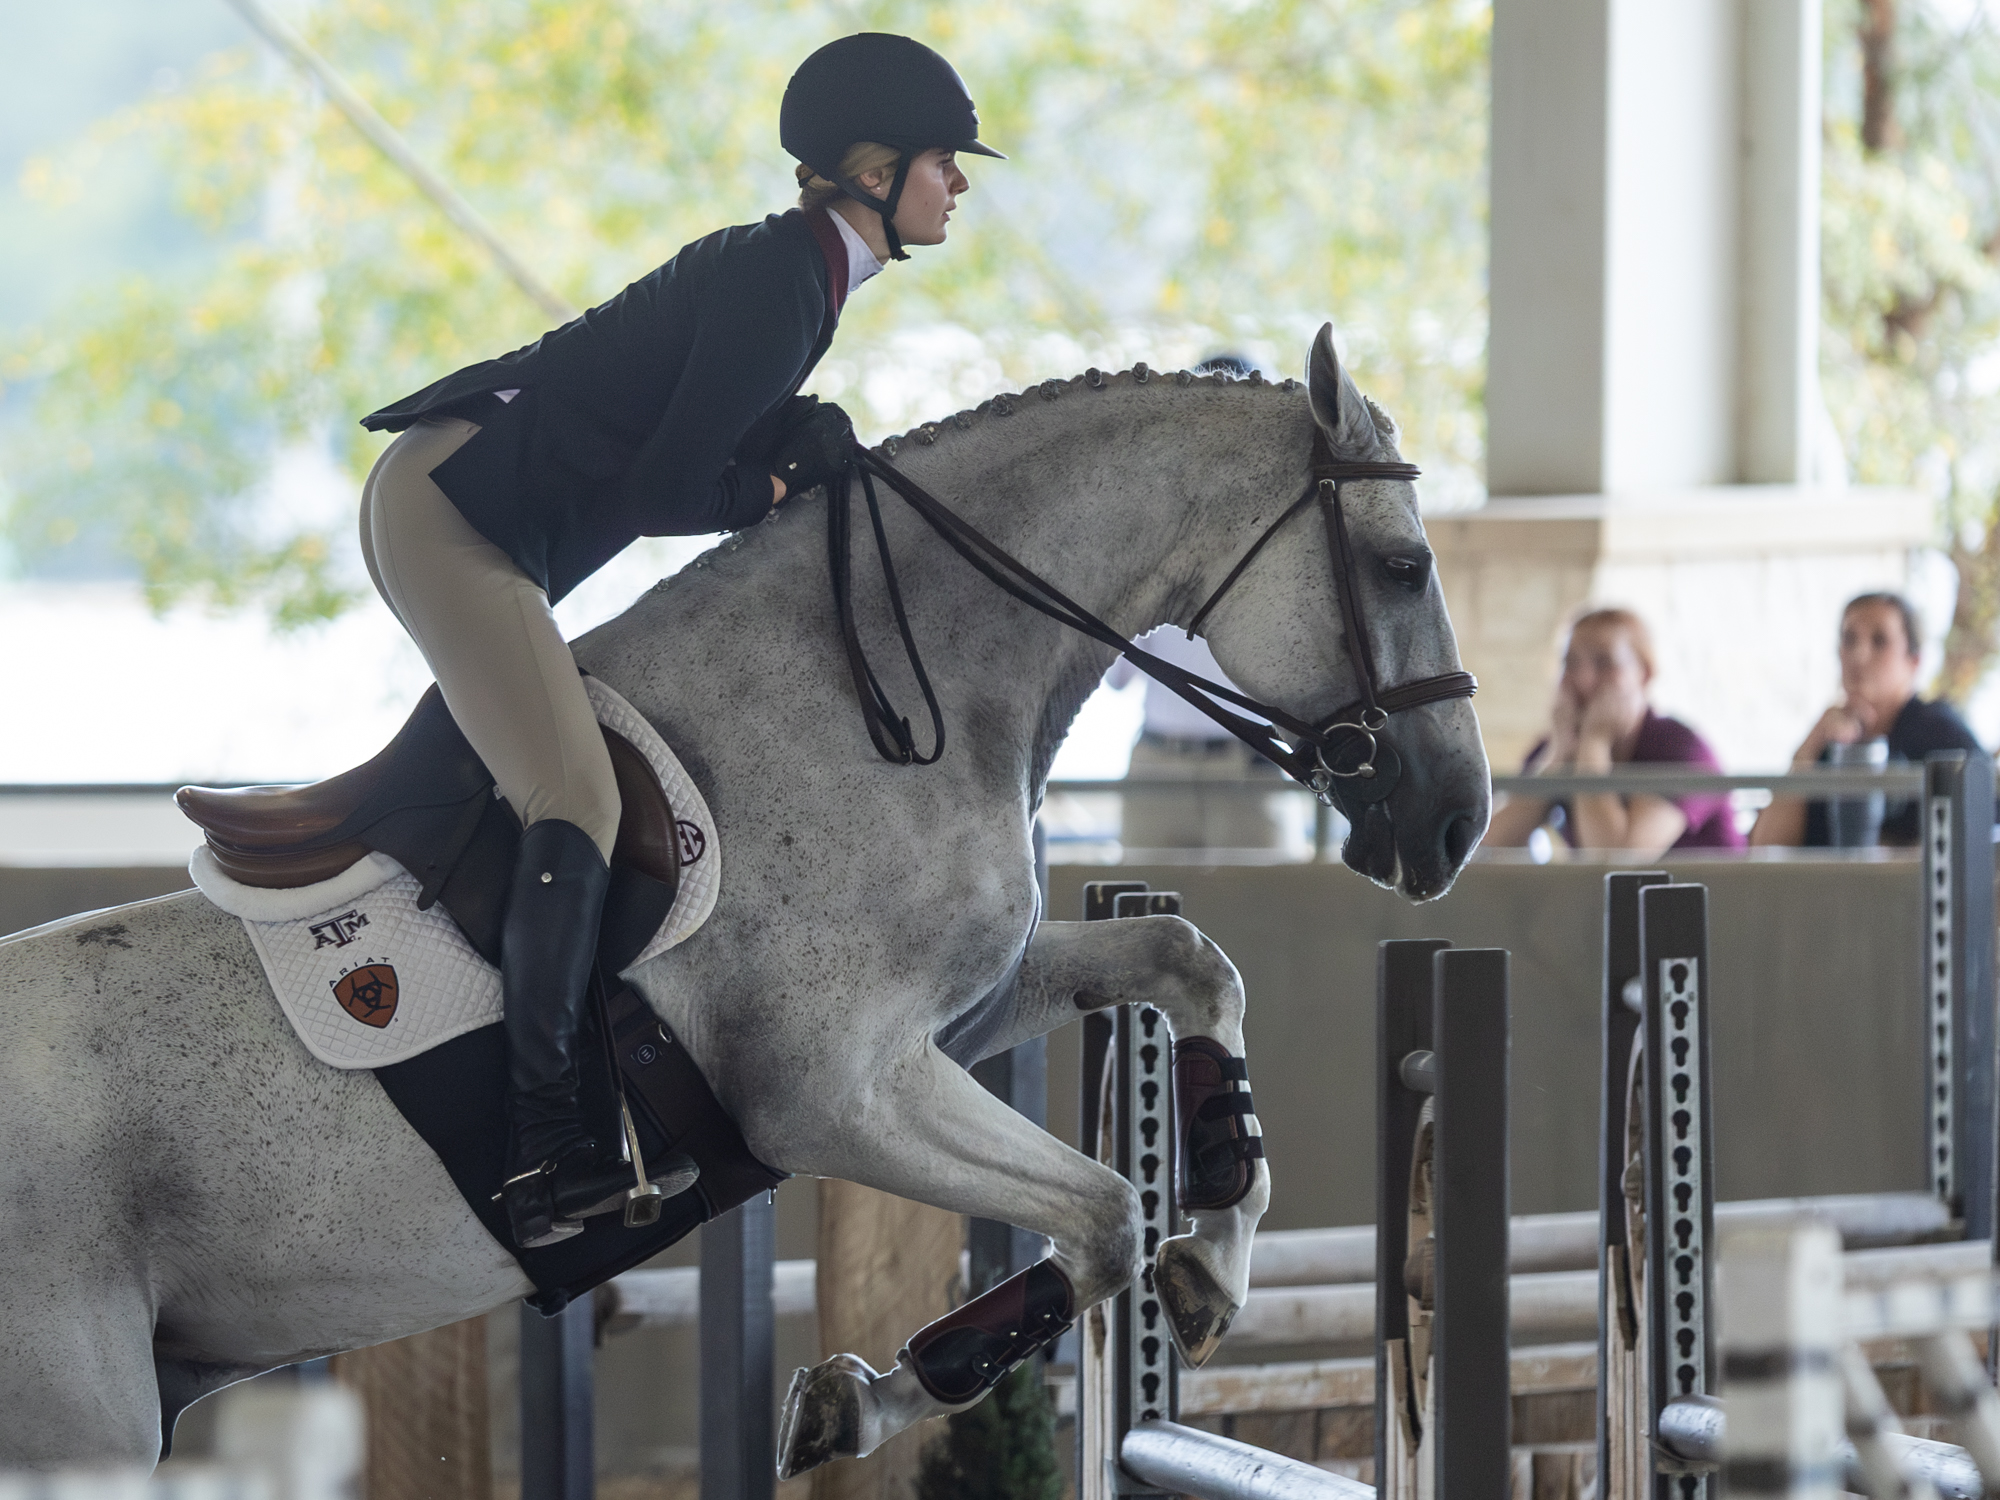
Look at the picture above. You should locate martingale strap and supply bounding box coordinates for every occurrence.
[824,433,1476,800]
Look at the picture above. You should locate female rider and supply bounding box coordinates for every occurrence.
[355,34,999,1249]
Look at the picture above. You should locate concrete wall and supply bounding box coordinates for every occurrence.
[1048,855,1929,1229]
[1427,489,1932,772]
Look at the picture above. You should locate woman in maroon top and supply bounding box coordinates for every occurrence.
[1485,607,1742,855]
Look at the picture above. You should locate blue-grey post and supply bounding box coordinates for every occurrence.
[1596,871,1669,1492]
[1641,882,1716,1500]
[1373,937,1450,1485]
[1920,752,1996,1244]
[521,1296,595,1500]
[1432,945,1512,1498]
[701,1194,775,1500]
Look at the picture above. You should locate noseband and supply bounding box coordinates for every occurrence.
[825,428,1476,810]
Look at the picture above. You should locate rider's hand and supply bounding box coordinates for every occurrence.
[769,398,855,499]
[1542,681,1583,768]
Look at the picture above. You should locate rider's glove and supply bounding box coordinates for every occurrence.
[769,397,855,500]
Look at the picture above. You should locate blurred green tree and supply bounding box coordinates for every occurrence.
[0,0,1489,626]
[1820,0,2000,700]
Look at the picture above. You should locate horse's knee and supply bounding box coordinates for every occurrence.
[1149,916,1245,1031]
[1054,1174,1144,1307]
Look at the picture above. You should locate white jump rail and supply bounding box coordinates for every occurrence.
[1648,1223,2000,1500]
[1120,1421,1374,1500]
[602,1195,1957,1353]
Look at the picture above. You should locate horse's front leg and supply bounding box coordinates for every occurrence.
[772,915,1266,1479]
[769,1041,1140,1479]
[977,915,1270,1367]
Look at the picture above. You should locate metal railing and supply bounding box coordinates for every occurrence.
[1489,766,1928,797]
[1040,764,1955,867]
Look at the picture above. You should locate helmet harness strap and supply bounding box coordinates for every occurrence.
[834,151,914,262]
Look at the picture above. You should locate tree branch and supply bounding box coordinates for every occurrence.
[221,0,578,325]
[1861,0,1902,155]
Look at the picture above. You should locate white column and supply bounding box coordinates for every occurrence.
[1487,0,1823,496]
[1738,0,1824,484]
[1487,0,1611,496]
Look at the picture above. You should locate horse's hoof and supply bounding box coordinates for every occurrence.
[776,1353,874,1479]
[1155,1236,1240,1367]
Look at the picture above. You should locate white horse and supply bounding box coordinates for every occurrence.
[0,327,1487,1467]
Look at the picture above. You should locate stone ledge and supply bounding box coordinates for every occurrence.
[1428,484,1932,563]
[1421,484,1934,769]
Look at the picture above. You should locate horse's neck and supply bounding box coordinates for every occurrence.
[606,378,1308,796]
[864,384,1306,792]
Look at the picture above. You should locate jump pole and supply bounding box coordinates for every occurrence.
[1081,879,1373,1500]
[1600,751,2000,1495]
[1373,939,1512,1498]
[1078,880,1183,1500]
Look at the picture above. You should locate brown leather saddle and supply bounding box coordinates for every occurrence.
[178,682,680,972]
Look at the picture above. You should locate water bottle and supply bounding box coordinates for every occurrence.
[1826,737,1889,847]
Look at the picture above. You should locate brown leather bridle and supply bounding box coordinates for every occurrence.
[825,429,1476,809]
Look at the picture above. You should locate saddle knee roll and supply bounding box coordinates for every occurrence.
[903,1259,1076,1405]
[1174,1036,1263,1212]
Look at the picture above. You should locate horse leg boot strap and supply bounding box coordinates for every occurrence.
[903,1259,1076,1405]
[498,817,635,1249]
[1175,1036,1264,1212]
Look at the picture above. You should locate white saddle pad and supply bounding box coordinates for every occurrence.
[190,677,719,1069]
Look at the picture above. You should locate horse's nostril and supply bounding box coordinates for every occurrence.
[1442,813,1479,867]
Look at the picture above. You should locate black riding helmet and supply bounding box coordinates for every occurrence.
[781,33,1005,261]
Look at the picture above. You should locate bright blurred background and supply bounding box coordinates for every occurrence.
[16,6,2000,1490]
[3,0,2000,793]
[0,0,1492,787]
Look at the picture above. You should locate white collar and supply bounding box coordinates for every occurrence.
[828,208,883,297]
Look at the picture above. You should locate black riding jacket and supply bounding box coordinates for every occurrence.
[362,208,849,603]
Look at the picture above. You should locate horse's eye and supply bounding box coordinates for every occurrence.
[1383,553,1432,590]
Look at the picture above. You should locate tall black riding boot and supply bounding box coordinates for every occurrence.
[497,817,636,1248]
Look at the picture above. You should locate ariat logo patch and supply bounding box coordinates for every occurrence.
[332,964,400,1029]
[310,909,370,949]
[675,819,707,867]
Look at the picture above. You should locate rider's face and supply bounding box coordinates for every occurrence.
[885,149,968,247]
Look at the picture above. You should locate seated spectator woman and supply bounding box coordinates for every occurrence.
[1750,592,1983,847]
[1485,607,1742,855]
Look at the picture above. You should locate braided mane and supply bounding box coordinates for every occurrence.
[874,363,1308,459]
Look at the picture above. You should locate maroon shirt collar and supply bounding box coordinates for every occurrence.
[803,208,849,320]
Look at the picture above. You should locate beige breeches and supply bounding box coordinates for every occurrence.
[358,416,621,861]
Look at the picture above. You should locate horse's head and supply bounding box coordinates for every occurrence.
[1199,325,1489,900]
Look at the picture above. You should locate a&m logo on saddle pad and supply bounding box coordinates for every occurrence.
[310,909,370,949]
[332,962,400,1029]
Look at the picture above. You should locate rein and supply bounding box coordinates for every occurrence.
[823,432,1476,807]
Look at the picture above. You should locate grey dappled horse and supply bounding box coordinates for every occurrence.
[0,327,1488,1467]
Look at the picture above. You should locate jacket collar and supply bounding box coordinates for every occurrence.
[802,208,851,319]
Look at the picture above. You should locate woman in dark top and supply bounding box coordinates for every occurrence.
[1752,592,1984,847]
[354,34,1002,1249]
[1485,607,1743,855]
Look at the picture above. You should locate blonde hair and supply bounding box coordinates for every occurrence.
[796,141,904,211]
[1564,606,1657,678]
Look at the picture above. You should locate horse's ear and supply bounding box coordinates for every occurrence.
[1306,322,1378,457]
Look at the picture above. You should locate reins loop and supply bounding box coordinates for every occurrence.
[823,429,1476,807]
